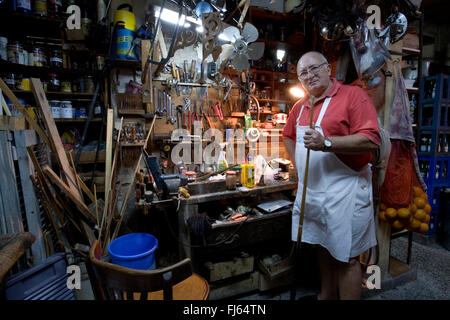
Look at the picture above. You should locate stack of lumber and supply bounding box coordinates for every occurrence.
[0,77,155,255]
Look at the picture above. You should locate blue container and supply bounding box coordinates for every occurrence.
[108,233,158,270]
[116,23,137,60]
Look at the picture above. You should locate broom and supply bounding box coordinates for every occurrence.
[289,95,316,300]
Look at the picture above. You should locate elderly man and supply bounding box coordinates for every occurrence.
[282,51,380,300]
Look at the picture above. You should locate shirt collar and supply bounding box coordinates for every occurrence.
[301,78,341,107]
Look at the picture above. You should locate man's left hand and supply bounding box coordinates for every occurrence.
[304,129,325,151]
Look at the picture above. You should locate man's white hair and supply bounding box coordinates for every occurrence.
[297,51,328,71]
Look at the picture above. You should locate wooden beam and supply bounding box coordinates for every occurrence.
[43,165,96,225]
[0,78,50,146]
[0,232,36,283]
[30,78,80,197]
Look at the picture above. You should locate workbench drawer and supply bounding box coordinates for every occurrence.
[206,209,292,250]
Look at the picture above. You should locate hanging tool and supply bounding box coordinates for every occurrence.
[191,100,199,133]
[157,88,163,116]
[215,101,223,120]
[289,96,316,301]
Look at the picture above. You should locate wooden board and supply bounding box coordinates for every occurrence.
[14,130,46,265]
[30,78,80,197]
[43,165,96,225]
[0,79,50,146]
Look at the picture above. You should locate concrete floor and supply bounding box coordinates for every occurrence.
[74,234,450,300]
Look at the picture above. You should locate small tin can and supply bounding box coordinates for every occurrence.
[49,100,61,119]
[7,42,22,64]
[85,76,94,93]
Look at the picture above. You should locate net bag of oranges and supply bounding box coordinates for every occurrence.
[379,140,431,233]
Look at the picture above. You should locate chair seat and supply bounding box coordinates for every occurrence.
[129,273,209,300]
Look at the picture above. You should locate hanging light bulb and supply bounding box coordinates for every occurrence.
[289,86,305,98]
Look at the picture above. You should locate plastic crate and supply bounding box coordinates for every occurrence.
[5,253,75,300]
[418,156,450,185]
[419,74,450,130]
[421,74,450,104]
[424,182,450,235]
[417,129,450,157]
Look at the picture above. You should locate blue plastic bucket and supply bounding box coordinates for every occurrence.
[108,233,158,270]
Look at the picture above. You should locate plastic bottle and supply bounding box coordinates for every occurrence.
[217,149,228,171]
[97,0,106,23]
[245,156,255,188]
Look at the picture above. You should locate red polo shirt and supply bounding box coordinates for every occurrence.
[282,79,380,171]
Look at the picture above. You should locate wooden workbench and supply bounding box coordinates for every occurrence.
[177,181,297,259]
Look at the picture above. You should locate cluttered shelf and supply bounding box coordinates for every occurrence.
[12,90,95,97]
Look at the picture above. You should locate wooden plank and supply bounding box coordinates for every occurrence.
[14,130,46,265]
[0,131,24,234]
[30,78,80,197]
[0,116,26,130]
[43,165,96,225]
[141,39,152,107]
[0,79,50,146]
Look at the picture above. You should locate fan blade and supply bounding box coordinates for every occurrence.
[242,23,259,43]
[247,42,265,60]
[220,44,235,62]
[222,26,241,42]
[232,53,250,72]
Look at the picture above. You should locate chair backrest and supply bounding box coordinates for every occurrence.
[89,240,194,300]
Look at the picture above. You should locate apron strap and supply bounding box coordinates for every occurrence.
[296,96,332,127]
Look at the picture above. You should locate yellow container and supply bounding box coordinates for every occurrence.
[245,163,255,188]
[113,4,136,31]
[240,164,247,185]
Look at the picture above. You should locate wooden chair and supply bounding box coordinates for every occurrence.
[89,240,209,300]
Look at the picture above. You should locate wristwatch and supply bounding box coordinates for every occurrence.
[323,137,332,151]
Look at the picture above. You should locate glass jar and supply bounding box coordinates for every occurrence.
[233,166,242,187]
[0,37,7,61]
[85,76,94,93]
[49,48,63,68]
[49,100,61,119]
[7,42,22,64]
[226,171,237,190]
[32,47,47,67]
[48,73,60,92]
[4,73,17,89]
[33,0,47,16]
[60,101,73,119]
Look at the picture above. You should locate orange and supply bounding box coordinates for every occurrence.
[419,223,429,233]
[392,220,405,230]
[414,197,426,209]
[414,209,427,222]
[397,208,410,219]
[386,208,397,219]
[409,203,417,213]
[413,186,423,197]
[409,219,421,230]
[423,214,431,223]
[379,211,387,222]
[380,203,387,211]
[420,192,429,201]
[424,204,431,214]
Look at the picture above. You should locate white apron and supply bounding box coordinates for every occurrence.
[291,97,377,262]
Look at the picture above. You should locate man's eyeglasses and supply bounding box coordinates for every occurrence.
[298,63,328,80]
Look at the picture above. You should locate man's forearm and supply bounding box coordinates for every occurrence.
[326,134,378,154]
[283,137,296,162]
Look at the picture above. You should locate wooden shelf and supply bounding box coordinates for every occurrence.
[0,60,94,77]
[121,142,146,147]
[12,90,94,97]
[117,109,145,115]
[55,118,102,123]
